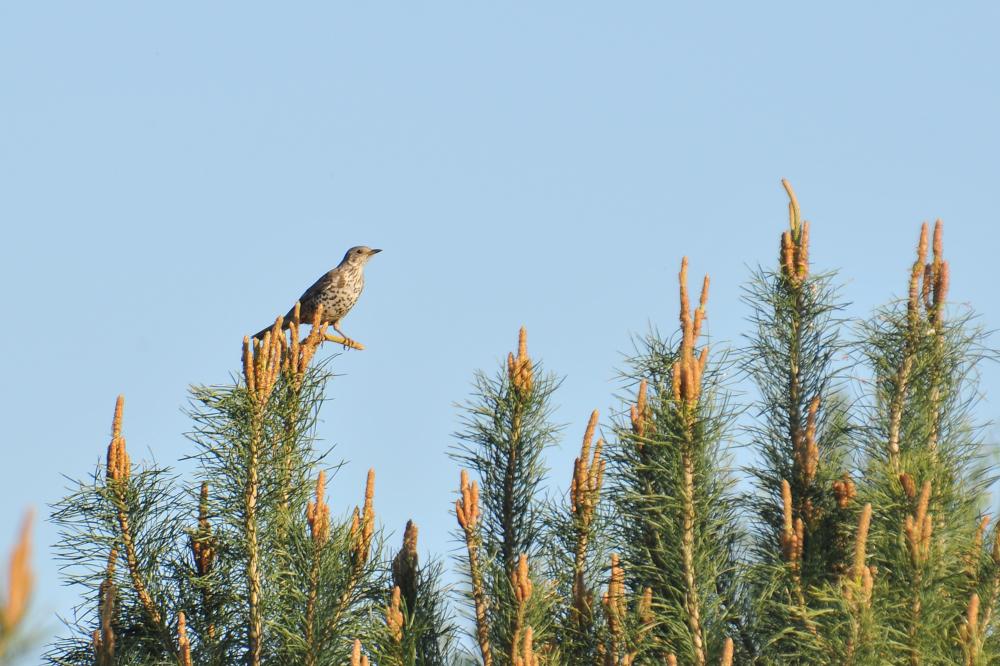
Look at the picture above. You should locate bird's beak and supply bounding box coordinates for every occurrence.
[369,248,382,255]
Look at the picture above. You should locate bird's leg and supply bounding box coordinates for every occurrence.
[333,322,353,348]
[324,321,360,350]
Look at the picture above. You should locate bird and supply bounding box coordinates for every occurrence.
[253,245,382,347]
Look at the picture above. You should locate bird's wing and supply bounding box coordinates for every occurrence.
[298,270,335,304]
[255,270,336,338]
[288,269,342,322]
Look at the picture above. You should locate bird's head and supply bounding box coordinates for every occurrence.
[341,246,382,267]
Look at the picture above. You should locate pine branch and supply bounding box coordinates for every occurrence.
[675,257,710,666]
[450,327,560,664]
[106,397,165,632]
[610,258,745,664]
[886,223,930,466]
[0,510,33,664]
[304,472,330,666]
[240,329,284,666]
[456,470,492,666]
[569,410,605,641]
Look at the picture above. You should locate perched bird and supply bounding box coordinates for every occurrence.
[254,245,382,346]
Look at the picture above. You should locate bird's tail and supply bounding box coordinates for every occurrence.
[252,317,291,341]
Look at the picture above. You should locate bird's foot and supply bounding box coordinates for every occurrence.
[324,333,365,351]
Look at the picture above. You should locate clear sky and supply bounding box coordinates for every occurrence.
[2,3,998,660]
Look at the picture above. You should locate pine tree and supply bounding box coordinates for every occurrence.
[742,180,854,662]
[450,328,561,666]
[609,258,744,664]
[43,183,1000,666]
[47,308,452,666]
[847,220,996,665]
[545,408,612,664]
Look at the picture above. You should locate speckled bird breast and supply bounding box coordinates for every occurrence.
[318,272,364,321]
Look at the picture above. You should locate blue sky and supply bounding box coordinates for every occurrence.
[2,3,998,658]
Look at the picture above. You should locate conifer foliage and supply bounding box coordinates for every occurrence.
[45,183,998,665]
[0,511,33,665]
[49,309,454,665]
[608,259,744,664]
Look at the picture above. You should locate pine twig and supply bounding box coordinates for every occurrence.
[241,329,283,666]
[675,257,709,666]
[0,511,33,661]
[886,224,930,466]
[509,554,533,665]
[105,396,164,629]
[456,469,491,666]
[570,409,605,633]
[330,469,376,632]
[304,472,330,666]
[92,548,117,666]
[177,612,192,666]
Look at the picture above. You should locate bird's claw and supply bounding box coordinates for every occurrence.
[323,333,364,350]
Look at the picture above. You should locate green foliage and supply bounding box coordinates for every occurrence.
[366,525,458,665]
[610,331,746,664]
[740,263,855,663]
[449,360,560,569]
[47,345,453,665]
[850,298,995,665]
[449,333,562,666]
[541,427,615,664]
[44,192,1000,666]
